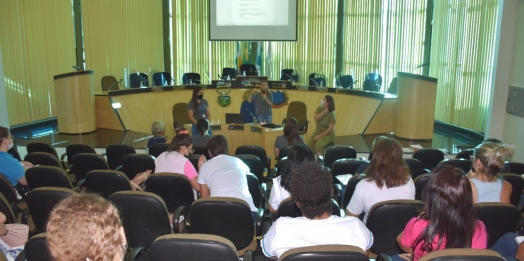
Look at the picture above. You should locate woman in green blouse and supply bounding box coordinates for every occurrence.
[307,95,336,157]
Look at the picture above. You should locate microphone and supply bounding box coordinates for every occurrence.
[245,109,256,120]
[283,74,294,81]
[412,62,430,72]
[310,78,319,87]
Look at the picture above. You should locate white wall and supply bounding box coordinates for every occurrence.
[503,0,524,162]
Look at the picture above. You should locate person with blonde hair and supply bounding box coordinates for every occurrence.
[469,141,515,203]
[47,194,127,261]
[147,120,170,148]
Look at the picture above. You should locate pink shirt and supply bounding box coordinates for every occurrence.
[154,151,198,180]
[400,217,487,261]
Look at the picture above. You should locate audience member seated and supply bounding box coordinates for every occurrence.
[274,117,305,158]
[268,144,314,213]
[356,135,387,174]
[468,141,514,203]
[197,135,258,221]
[346,137,415,223]
[0,211,29,259]
[147,120,170,148]
[47,194,127,261]
[192,118,213,147]
[396,166,487,261]
[0,126,32,194]
[154,128,205,197]
[490,232,524,261]
[262,161,373,259]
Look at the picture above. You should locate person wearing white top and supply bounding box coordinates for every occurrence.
[346,137,415,223]
[268,144,315,212]
[262,162,373,259]
[198,135,258,216]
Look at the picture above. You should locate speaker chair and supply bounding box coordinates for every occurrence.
[362,72,382,92]
[149,234,253,261]
[101,75,120,91]
[182,73,201,84]
[308,73,326,87]
[336,75,355,89]
[366,200,423,255]
[280,245,369,261]
[84,170,132,198]
[280,69,298,82]
[172,102,191,129]
[221,68,237,80]
[239,64,257,76]
[283,101,308,135]
[129,73,149,88]
[152,72,173,86]
[104,144,136,170]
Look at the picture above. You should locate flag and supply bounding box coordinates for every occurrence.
[255,42,263,76]
[235,41,241,73]
[266,42,273,79]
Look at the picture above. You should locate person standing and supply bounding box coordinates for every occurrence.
[307,95,336,157]
[248,81,273,124]
[188,86,212,135]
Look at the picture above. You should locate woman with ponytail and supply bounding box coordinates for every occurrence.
[396,166,487,261]
[469,141,515,203]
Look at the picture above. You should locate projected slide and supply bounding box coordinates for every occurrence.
[217,0,288,26]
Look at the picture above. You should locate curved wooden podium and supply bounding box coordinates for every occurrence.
[395,72,437,140]
[54,70,96,134]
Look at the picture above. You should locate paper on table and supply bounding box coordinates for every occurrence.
[516,236,524,244]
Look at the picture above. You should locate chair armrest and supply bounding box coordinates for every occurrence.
[243,250,254,261]
[21,208,30,225]
[172,206,187,233]
[115,165,123,171]
[101,153,107,159]
[423,168,431,173]
[255,208,264,238]
[127,247,147,261]
[60,152,67,162]
[75,179,86,191]
[14,250,26,261]
[333,184,342,206]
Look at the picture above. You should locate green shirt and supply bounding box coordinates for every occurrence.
[313,106,336,137]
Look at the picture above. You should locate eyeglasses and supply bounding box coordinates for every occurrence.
[190,149,195,154]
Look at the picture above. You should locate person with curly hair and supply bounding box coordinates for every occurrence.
[47,194,127,261]
[262,161,373,259]
[268,144,314,213]
[346,137,415,223]
[396,166,487,261]
[155,128,205,195]
[468,141,514,203]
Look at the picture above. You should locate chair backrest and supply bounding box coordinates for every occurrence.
[324,146,357,168]
[342,174,366,208]
[189,197,255,251]
[308,73,326,86]
[152,72,172,86]
[239,64,256,76]
[149,234,240,261]
[277,146,293,161]
[65,144,96,166]
[474,202,520,248]
[172,102,191,129]
[418,248,505,261]
[193,146,210,159]
[507,162,524,174]
[0,193,16,224]
[235,145,269,171]
[7,145,21,161]
[26,143,59,157]
[280,69,298,82]
[336,75,355,89]
[246,173,263,209]
[366,200,423,255]
[71,153,110,182]
[84,170,132,198]
[455,149,474,160]
[404,158,429,180]
[101,75,119,91]
[22,233,53,261]
[25,187,78,233]
[187,154,201,172]
[412,149,444,170]
[105,144,136,170]
[121,154,155,180]
[24,152,62,168]
[275,157,288,177]
[109,191,172,249]
[221,68,236,80]
[437,158,471,173]
[25,166,74,190]
[500,173,524,207]
[129,73,148,88]
[145,173,194,213]
[234,154,264,181]
[286,101,308,135]
[331,158,367,176]
[148,143,170,158]
[413,173,431,200]
[280,245,368,261]
[0,174,18,205]
[182,73,201,84]
[276,198,341,220]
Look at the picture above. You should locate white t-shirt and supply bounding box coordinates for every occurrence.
[262,215,373,259]
[346,177,415,223]
[198,154,257,212]
[269,176,292,211]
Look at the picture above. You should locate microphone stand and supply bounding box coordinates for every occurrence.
[107,79,122,91]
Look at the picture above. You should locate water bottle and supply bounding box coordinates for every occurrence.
[253,117,258,125]
[227,75,231,80]
[243,71,246,77]
[320,80,324,87]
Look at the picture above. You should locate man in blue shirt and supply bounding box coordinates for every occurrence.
[0,126,30,187]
